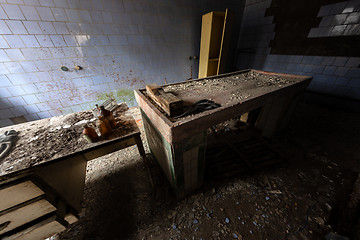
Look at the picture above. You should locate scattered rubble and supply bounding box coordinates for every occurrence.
[0,103,137,176]
[56,101,360,240]
[164,71,295,94]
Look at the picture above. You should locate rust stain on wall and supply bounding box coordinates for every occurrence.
[110,71,145,88]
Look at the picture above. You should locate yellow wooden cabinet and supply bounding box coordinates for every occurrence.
[199,9,231,78]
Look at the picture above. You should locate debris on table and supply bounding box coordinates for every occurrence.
[140,70,305,122]
[0,103,138,178]
[163,70,297,106]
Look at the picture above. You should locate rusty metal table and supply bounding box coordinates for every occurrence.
[0,103,146,239]
[135,69,312,197]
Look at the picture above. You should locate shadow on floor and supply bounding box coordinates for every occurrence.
[58,94,360,240]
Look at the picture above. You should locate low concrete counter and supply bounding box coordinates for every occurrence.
[135,69,312,197]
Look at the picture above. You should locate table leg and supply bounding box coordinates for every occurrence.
[134,135,146,160]
[256,92,295,137]
[134,135,154,187]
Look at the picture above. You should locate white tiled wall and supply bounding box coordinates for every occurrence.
[308,0,360,37]
[0,0,244,127]
[237,0,360,100]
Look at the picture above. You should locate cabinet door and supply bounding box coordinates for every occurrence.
[199,10,230,78]
[217,8,232,75]
[199,11,214,78]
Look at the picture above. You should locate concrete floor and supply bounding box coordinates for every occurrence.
[56,93,360,240]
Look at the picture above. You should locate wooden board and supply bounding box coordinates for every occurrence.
[3,215,66,240]
[0,180,44,212]
[0,198,56,235]
[146,85,183,117]
[64,213,78,224]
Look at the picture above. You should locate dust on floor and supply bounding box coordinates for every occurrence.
[57,99,360,240]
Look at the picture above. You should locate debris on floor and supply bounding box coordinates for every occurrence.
[56,101,360,240]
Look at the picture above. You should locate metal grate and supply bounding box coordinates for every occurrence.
[206,135,282,179]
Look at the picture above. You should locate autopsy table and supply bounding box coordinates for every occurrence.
[135,69,312,198]
[0,103,146,240]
